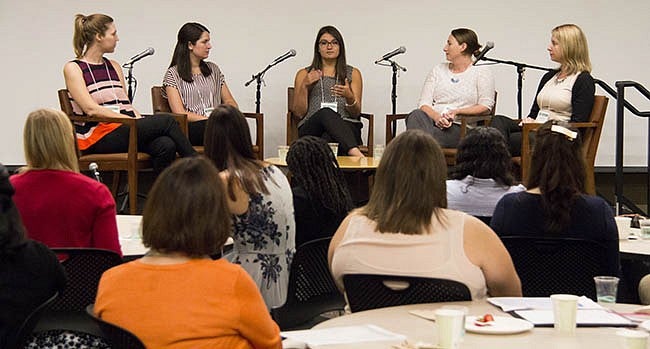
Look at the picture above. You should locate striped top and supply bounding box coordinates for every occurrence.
[300,64,359,127]
[69,58,136,150]
[162,61,224,116]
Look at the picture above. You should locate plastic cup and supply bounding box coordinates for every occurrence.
[550,294,579,333]
[278,145,289,162]
[328,143,339,157]
[617,329,649,349]
[615,216,632,239]
[434,308,464,348]
[373,144,385,160]
[639,219,650,239]
[441,305,468,338]
[594,276,619,303]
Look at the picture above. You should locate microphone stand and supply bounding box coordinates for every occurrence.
[245,63,276,114]
[377,59,407,136]
[123,63,137,102]
[480,57,554,119]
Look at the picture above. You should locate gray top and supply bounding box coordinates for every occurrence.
[446,175,526,217]
[299,64,360,127]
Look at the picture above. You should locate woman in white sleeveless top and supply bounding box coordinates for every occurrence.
[329,130,521,300]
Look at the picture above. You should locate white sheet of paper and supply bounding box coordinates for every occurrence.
[488,296,602,312]
[514,309,633,326]
[281,325,406,346]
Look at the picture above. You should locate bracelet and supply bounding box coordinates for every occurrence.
[345,99,358,107]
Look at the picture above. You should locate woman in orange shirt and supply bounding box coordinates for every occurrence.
[94,157,281,349]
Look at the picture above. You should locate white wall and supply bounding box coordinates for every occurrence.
[1,0,649,166]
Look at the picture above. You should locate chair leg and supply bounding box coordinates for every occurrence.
[110,171,120,197]
[128,168,138,215]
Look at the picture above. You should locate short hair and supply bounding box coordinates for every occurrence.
[309,25,348,84]
[286,136,353,216]
[451,28,482,57]
[72,13,114,58]
[450,127,514,186]
[527,121,585,235]
[204,105,268,200]
[142,156,231,257]
[169,22,211,82]
[23,108,79,172]
[552,24,591,74]
[0,163,27,258]
[361,130,447,235]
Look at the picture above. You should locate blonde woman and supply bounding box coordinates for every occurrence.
[10,108,121,255]
[491,24,594,156]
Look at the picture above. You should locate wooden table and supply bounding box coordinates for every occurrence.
[265,156,380,170]
[312,301,644,348]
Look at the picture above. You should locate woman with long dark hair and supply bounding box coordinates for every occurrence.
[163,22,238,145]
[490,121,618,275]
[286,136,353,246]
[291,25,365,157]
[204,105,295,310]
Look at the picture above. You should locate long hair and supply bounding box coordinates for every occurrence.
[309,25,347,83]
[204,105,268,200]
[142,157,231,257]
[72,13,114,58]
[0,163,27,259]
[22,108,79,172]
[361,130,447,235]
[286,136,353,216]
[552,24,592,74]
[527,121,585,235]
[169,22,211,82]
[450,127,514,186]
[451,28,482,58]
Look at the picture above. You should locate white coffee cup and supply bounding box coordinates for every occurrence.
[434,308,465,348]
[278,145,289,162]
[615,216,633,239]
[550,294,579,334]
[617,329,649,349]
[328,143,339,157]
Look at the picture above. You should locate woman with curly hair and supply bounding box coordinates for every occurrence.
[447,127,525,220]
[286,136,354,247]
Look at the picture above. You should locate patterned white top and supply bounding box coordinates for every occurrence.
[417,63,495,115]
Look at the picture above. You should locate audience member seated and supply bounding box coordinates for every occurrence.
[286,136,354,247]
[490,121,619,275]
[490,24,595,156]
[94,157,281,348]
[204,105,295,310]
[163,22,239,146]
[64,13,195,173]
[291,25,365,157]
[0,163,66,348]
[10,108,121,255]
[329,130,521,300]
[447,127,525,220]
[406,28,495,148]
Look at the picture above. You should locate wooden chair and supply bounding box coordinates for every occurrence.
[287,87,374,156]
[342,274,471,313]
[58,89,151,215]
[151,86,264,159]
[518,95,608,195]
[385,92,497,165]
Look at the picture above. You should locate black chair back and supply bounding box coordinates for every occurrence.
[501,236,609,299]
[6,292,58,349]
[271,237,345,330]
[343,274,471,313]
[86,305,145,349]
[50,248,123,311]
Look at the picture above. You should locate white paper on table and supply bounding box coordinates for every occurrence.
[281,324,406,346]
[487,296,602,312]
[514,309,634,326]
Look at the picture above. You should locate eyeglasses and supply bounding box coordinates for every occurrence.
[319,40,340,47]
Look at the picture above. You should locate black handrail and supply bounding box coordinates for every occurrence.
[610,80,650,215]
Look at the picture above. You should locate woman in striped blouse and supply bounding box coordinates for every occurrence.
[163,22,239,146]
[63,13,196,173]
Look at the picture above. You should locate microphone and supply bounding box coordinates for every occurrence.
[271,49,297,66]
[89,163,101,182]
[473,41,495,65]
[122,47,155,67]
[374,46,406,64]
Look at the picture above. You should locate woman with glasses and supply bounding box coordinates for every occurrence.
[291,25,365,157]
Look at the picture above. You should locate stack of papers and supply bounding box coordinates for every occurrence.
[281,325,406,346]
[487,297,635,327]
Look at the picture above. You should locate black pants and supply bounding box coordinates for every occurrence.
[84,114,196,173]
[188,119,207,146]
[490,115,524,156]
[298,108,362,155]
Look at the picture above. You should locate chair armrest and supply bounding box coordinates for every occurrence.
[67,114,137,127]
